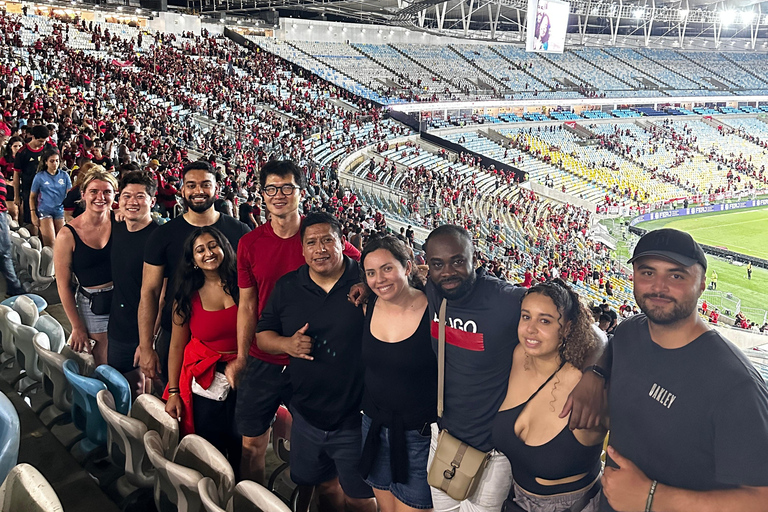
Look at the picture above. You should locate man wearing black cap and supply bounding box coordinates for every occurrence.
[601,228,768,512]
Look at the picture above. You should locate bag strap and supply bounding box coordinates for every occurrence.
[437,298,447,419]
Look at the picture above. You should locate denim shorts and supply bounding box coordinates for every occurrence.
[361,414,433,509]
[76,286,112,334]
[289,407,374,500]
[37,205,64,220]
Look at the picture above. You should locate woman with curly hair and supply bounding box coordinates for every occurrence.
[493,279,606,512]
[164,226,241,470]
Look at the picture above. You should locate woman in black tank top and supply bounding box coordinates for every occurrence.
[53,167,118,366]
[358,235,437,512]
[493,279,607,512]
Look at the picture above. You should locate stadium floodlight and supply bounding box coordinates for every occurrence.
[720,10,736,26]
[678,9,689,19]
[633,8,645,19]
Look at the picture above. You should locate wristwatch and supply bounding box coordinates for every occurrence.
[584,364,609,383]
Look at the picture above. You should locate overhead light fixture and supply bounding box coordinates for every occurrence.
[720,10,736,26]
[633,8,644,19]
[679,9,689,19]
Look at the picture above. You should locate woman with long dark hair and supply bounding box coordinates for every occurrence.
[0,136,23,221]
[30,147,71,247]
[164,226,242,470]
[358,234,436,512]
[493,279,605,512]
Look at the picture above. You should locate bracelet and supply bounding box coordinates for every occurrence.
[167,392,179,398]
[167,387,180,393]
[645,480,658,512]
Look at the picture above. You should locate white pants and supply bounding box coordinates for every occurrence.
[428,423,512,512]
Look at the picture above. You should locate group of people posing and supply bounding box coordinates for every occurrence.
[2,151,766,512]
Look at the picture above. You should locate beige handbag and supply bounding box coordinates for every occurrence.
[427,299,492,501]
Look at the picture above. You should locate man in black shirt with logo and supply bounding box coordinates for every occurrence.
[257,212,375,512]
[602,228,768,512]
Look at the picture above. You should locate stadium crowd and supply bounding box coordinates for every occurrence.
[1,8,768,512]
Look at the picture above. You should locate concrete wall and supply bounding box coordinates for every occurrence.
[147,11,201,36]
[711,324,768,350]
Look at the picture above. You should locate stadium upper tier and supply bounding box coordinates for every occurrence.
[247,36,768,103]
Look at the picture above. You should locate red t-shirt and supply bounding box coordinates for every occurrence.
[237,219,360,364]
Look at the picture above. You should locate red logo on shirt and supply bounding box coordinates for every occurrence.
[431,321,485,352]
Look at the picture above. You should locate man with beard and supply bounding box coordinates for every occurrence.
[601,229,768,512]
[138,161,250,387]
[422,225,607,512]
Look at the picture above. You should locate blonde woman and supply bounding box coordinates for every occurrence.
[53,167,117,365]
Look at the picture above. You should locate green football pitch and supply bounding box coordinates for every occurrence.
[633,206,768,314]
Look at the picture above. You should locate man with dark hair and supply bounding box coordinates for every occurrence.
[602,228,768,512]
[14,124,51,230]
[138,161,250,388]
[421,224,606,512]
[239,195,260,229]
[91,140,114,174]
[110,171,158,397]
[257,211,374,512]
[233,160,358,484]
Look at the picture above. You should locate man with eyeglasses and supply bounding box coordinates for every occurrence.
[232,160,360,484]
[137,160,250,389]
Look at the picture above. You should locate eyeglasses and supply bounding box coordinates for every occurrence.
[263,184,298,197]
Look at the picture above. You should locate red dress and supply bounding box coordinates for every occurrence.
[164,292,238,436]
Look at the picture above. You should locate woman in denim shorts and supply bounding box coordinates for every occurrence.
[358,235,437,511]
[53,167,117,366]
[29,148,71,247]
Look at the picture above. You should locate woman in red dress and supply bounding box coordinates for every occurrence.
[165,226,241,470]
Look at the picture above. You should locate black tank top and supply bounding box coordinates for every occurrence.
[64,222,113,287]
[492,363,602,496]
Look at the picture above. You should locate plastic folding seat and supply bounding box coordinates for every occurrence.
[16,228,30,240]
[231,480,293,512]
[131,394,179,457]
[174,434,236,506]
[11,295,40,326]
[96,389,154,495]
[0,393,20,484]
[33,316,65,353]
[93,365,131,415]
[143,431,209,512]
[26,236,42,251]
[20,244,54,292]
[0,306,16,364]
[1,294,48,313]
[62,359,109,451]
[0,463,63,512]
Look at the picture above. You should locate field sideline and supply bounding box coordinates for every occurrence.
[630,207,768,315]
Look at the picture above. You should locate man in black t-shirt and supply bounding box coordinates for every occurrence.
[602,228,768,512]
[91,141,114,173]
[238,195,258,229]
[257,213,375,512]
[13,124,51,230]
[110,171,158,397]
[138,161,250,387]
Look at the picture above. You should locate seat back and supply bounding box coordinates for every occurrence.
[0,394,20,484]
[27,236,42,251]
[174,434,235,505]
[143,430,204,512]
[21,244,53,286]
[96,390,154,489]
[16,228,30,240]
[9,235,26,274]
[132,394,179,457]
[0,306,16,357]
[62,359,108,446]
[33,333,75,413]
[12,295,39,327]
[39,247,54,279]
[93,365,131,415]
[0,463,63,512]
[232,480,292,512]
[197,477,226,512]
[33,316,66,353]
[272,406,292,463]
[7,313,43,382]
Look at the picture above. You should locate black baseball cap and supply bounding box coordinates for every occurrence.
[628,228,707,271]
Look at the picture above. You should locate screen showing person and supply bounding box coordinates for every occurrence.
[526,0,570,53]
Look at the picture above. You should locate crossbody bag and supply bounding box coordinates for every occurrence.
[427,298,492,501]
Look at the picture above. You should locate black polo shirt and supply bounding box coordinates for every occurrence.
[257,256,364,431]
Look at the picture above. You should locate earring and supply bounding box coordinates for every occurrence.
[193,265,199,270]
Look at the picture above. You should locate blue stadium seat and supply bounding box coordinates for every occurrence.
[0,393,20,485]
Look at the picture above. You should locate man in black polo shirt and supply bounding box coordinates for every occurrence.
[14,124,51,231]
[257,212,375,512]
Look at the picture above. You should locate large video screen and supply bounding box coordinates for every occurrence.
[526,0,570,53]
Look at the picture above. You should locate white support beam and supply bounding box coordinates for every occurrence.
[461,0,476,37]
[435,2,447,31]
[417,8,427,28]
[489,1,502,39]
[750,6,761,50]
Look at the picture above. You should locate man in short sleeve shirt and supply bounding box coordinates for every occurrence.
[602,228,768,512]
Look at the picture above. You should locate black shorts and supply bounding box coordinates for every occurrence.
[5,184,14,202]
[235,356,292,438]
[21,189,30,224]
[107,335,139,374]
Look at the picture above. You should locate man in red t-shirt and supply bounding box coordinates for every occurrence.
[233,160,359,484]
